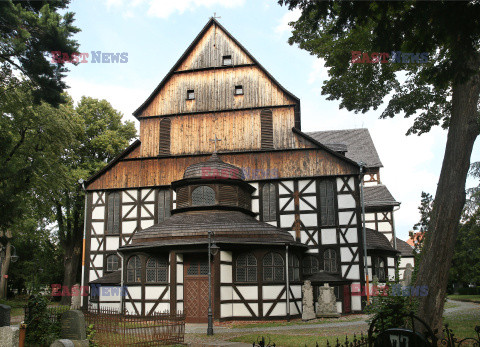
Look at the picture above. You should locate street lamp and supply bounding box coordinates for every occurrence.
[207,230,219,336]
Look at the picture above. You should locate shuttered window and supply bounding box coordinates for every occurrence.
[288,254,300,281]
[319,180,336,226]
[260,109,273,149]
[262,183,277,222]
[159,118,171,156]
[192,186,215,206]
[302,256,319,275]
[106,192,120,234]
[373,257,386,282]
[324,249,337,273]
[157,190,171,223]
[127,255,141,283]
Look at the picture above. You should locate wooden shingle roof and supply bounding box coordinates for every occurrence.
[364,184,400,207]
[366,228,398,253]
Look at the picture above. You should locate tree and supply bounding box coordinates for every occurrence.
[279,0,480,333]
[53,97,136,305]
[0,0,79,106]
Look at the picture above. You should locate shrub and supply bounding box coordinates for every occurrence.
[24,294,59,346]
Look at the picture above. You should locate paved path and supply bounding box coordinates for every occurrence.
[444,298,480,315]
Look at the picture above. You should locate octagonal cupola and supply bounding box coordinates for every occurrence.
[171,153,255,213]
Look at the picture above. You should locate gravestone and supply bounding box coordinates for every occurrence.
[301,280,316,321]
[60,310,86,340]
[0,304,11,327]
[51,339,89,347]
[403,263,413,286]
[0,326,19,347]
[315,284,340,318]
[70,284,81,310]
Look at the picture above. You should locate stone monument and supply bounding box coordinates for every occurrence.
[70,284,81,310]
[402,263,413,286]
[0,304,11,327]
[315,284,340,318]
[301,280,316,321]
[60,310,86,340]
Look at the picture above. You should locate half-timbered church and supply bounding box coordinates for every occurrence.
[82,19,414,322]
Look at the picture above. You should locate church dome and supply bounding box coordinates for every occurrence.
[183,152,244,180]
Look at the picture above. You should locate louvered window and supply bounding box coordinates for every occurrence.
[157,190,171,223]
[319,180,336,226]
[288,254,300,281]
[106,192,120,234]
[324,249,337,273]
[234,85,243,95]
[373,257,386,282]
[263,252,284,282]
[159,118,171,156]
[236,253,257,282]
[127,255,141,283]
[186,89,195,100]
[106,255,119,272]
[260,109,273,149]
[146,257,168,283]
[192,186,215,206]
[262,183,277,222]
[222,55,232,66]
[302,256,319,276]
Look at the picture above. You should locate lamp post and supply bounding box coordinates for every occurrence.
[359,162,370,304]
[207,230,219,336]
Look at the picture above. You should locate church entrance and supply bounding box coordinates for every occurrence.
[183,255,210,323]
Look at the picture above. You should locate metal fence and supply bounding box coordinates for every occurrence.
[83,306,185,346]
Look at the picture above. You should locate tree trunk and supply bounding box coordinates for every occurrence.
[60,242,82,305]
[415,55,480,335]
[0,230,13,299]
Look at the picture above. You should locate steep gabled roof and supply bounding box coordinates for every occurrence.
[133,18,300,119]
[364,184,400,207]
[307,129,383,168]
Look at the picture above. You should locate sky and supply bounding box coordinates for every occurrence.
[62,0,479,241]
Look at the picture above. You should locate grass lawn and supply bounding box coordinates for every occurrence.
[444,306,480,340]
[444,300,460,310]
[228,314,365,329]
[448,295,480,303]
[229,333,363,346]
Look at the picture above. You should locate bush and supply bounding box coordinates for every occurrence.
[24,294,60,346]
[456,287,480,295]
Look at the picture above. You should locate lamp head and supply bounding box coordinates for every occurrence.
[210,243,220,256]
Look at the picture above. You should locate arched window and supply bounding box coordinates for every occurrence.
[302,256,319,276]
[192,186,215,206]
[157,190,171,223]
[236,253,257,282]
[262,183,277,222]
[324,249,337,273]
[159,118,171,156]
[127,255,141,283]
[263,252,284,282]
[260,109,273,149]
[146,257,168,283]
[373,257,386,282]
[106,254,119,272]
[319,180,336,226]
[106,191,120,234]
[288,254,300,281]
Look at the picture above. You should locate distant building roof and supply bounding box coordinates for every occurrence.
[395,238,415,257]
[364,185,400,207]
[307,128,383,168]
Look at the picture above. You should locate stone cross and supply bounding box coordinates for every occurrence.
[316,283,340,318]
[301,280,316,321]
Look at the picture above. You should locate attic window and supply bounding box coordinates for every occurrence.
[234,85,243,95]
[186,89,195,100]
[222,55,232,66]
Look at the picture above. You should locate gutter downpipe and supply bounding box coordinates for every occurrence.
[359,163,370,304]
[117,251,124,313]
[80,181,87,308]
[285,243,290,322]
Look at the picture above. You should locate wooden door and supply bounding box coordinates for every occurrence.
[343,285,351,313]
[184,255,210,323]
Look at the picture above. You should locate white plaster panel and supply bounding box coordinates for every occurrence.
[141,205,154,218]
[378,222,392,232]
[141,189,155,202]
[306,248,319,253]
[232,303,256,317]
[100,286,122,299]
[336,302,342,313]
[365,213,376,222]
[269,303,287,316]
[338,211,355,225]
[280,214,295,228]
[238,286,258,300]
[176,254,183,263]
[299,180,315,194]
[267,221,277,227]
[221,303,233,318]
[177,302,183,313]
[337,194,356,209]
[172,190,176,200]
[301,230,313,245]
[93,255,103,268]
[299,196,316,210]
[279,198,294,211]
[321,229,337,245]
[177,285,183,300]
[221,264,232,283]
[250,183,259,196]
[262,286,285,300]
[91,222,104,235]
[176,264,183,283]
[220,251,232,262]
[122,191,135,203]
[152,303,170,313]
[127,286,141,299]
[290,285,302,299]
[351,295,362,311]
[279,181,294,195]
[122,221,137,234]
[98,303,120,311]
[300,213,317,227]
[172,202,176,209]
[340,247,354,262]
[141,219,154,229]
[89,270,98,282]
[125,302,138,314]
[90,238,100,251]
[344,265,360,280]
[288,230,296,239]
[93,192,103,202]
[290,302,299,315]
[106,236,119,251]
[252,199,259,213]
[145,286,169,300]
[92,206,105,220]
[365,222,376,230]
[122,205,136,219]
[221,286,233,301]
[344,229,358,243]
[388,257,395,267]
[367,256,372,266]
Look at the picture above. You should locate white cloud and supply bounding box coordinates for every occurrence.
[275,8,300,35]
[308,59,328,84]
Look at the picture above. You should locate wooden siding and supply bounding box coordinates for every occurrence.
[177,24,253,71]
[139,108,306,157]
[137,66,295,118]
[86,149,359,191]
